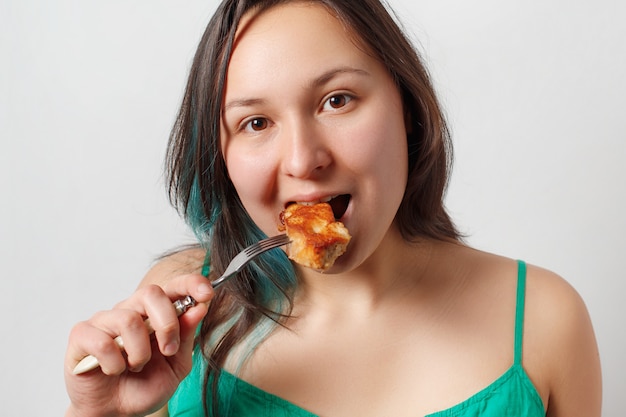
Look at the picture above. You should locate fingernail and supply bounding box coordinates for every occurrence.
[164,339,179,356]
[198,283,213,295]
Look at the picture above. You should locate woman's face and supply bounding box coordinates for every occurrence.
[220,2,409,271]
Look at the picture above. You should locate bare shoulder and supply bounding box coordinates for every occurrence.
[523,263,602,416]
[139,246,207,289]
[524,264,591,335]
[524,263,596,352]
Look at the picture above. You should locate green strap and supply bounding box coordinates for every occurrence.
[201,249,211,277]
[514,260,527,365]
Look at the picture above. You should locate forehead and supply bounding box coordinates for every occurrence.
[234,2,356,47]
[225,2,376,90]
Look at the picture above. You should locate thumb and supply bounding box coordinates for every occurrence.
[168,302,209,380]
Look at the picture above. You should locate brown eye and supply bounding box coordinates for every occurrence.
[245,118,268,132]
[323,94,352,110]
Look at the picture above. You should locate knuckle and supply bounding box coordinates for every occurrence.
[68,320,89,338]
[119,311,146,333]
[90,309,111,322]
[92,336,119,356]
[141,284,166,299]
[127,347,152,369]
[159,318,180,336]
[101,358,127,376]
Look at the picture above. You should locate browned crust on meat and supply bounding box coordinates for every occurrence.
[279,203,351,270]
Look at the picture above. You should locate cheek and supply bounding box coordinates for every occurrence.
[223,145,278,223]
[224,149,269,201]
[344,107,408,184]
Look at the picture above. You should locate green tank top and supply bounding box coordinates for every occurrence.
[168,260,545,416]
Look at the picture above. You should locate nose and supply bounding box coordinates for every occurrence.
[280,118,332,179]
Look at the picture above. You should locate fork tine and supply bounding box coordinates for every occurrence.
[211,234,290,288]
[244,240,287,259]
[244,234,290,256]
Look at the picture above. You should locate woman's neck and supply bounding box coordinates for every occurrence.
[292,227,437,316]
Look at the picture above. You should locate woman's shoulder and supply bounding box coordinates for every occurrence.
[139,245,207,288]
[458,247,595,349]
[449,245,585,306]
[503,258,601,415]
[455,247,601,414]
[524,262,588,325]
[520,260,596,359]
[523,262,601,388]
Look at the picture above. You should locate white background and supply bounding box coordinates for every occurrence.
[1,0,624,415]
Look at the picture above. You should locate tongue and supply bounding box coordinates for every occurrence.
[328,195,350,220]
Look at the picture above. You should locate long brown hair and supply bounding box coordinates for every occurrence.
[165,0,459,414]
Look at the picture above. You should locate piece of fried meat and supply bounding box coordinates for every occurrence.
[279,202,351,271]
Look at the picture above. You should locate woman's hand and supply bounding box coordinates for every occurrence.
[64,273,213,417]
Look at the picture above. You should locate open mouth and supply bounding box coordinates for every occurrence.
[287,194,350,220]
[328,194,350,220]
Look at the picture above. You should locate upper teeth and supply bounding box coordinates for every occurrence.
[297,195,336,205]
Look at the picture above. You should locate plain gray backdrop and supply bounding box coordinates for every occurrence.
[1,0,624,415]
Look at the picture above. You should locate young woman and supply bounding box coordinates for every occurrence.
[64,1,602,416]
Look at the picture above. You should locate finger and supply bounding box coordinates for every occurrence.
[109,275,213,359]
[139,285,184,357]
[89,307,161,374]
[178,301,209,347]
[114,278,212,359]
[147,274,215,357]
[112,310,154,372]
[161,274,214,304]
[66,319,128,376]
[166,301,209,380]
[113,284,182,359]
[115,274,213,313]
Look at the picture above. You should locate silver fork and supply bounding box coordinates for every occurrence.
[72,234,290,375]
[211,233,291,288]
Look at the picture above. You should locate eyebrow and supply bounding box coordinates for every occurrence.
[308,67,371,89]
[223,98,267,112]
[223,67,370,112]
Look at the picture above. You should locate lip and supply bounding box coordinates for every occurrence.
[284,192,342,208]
